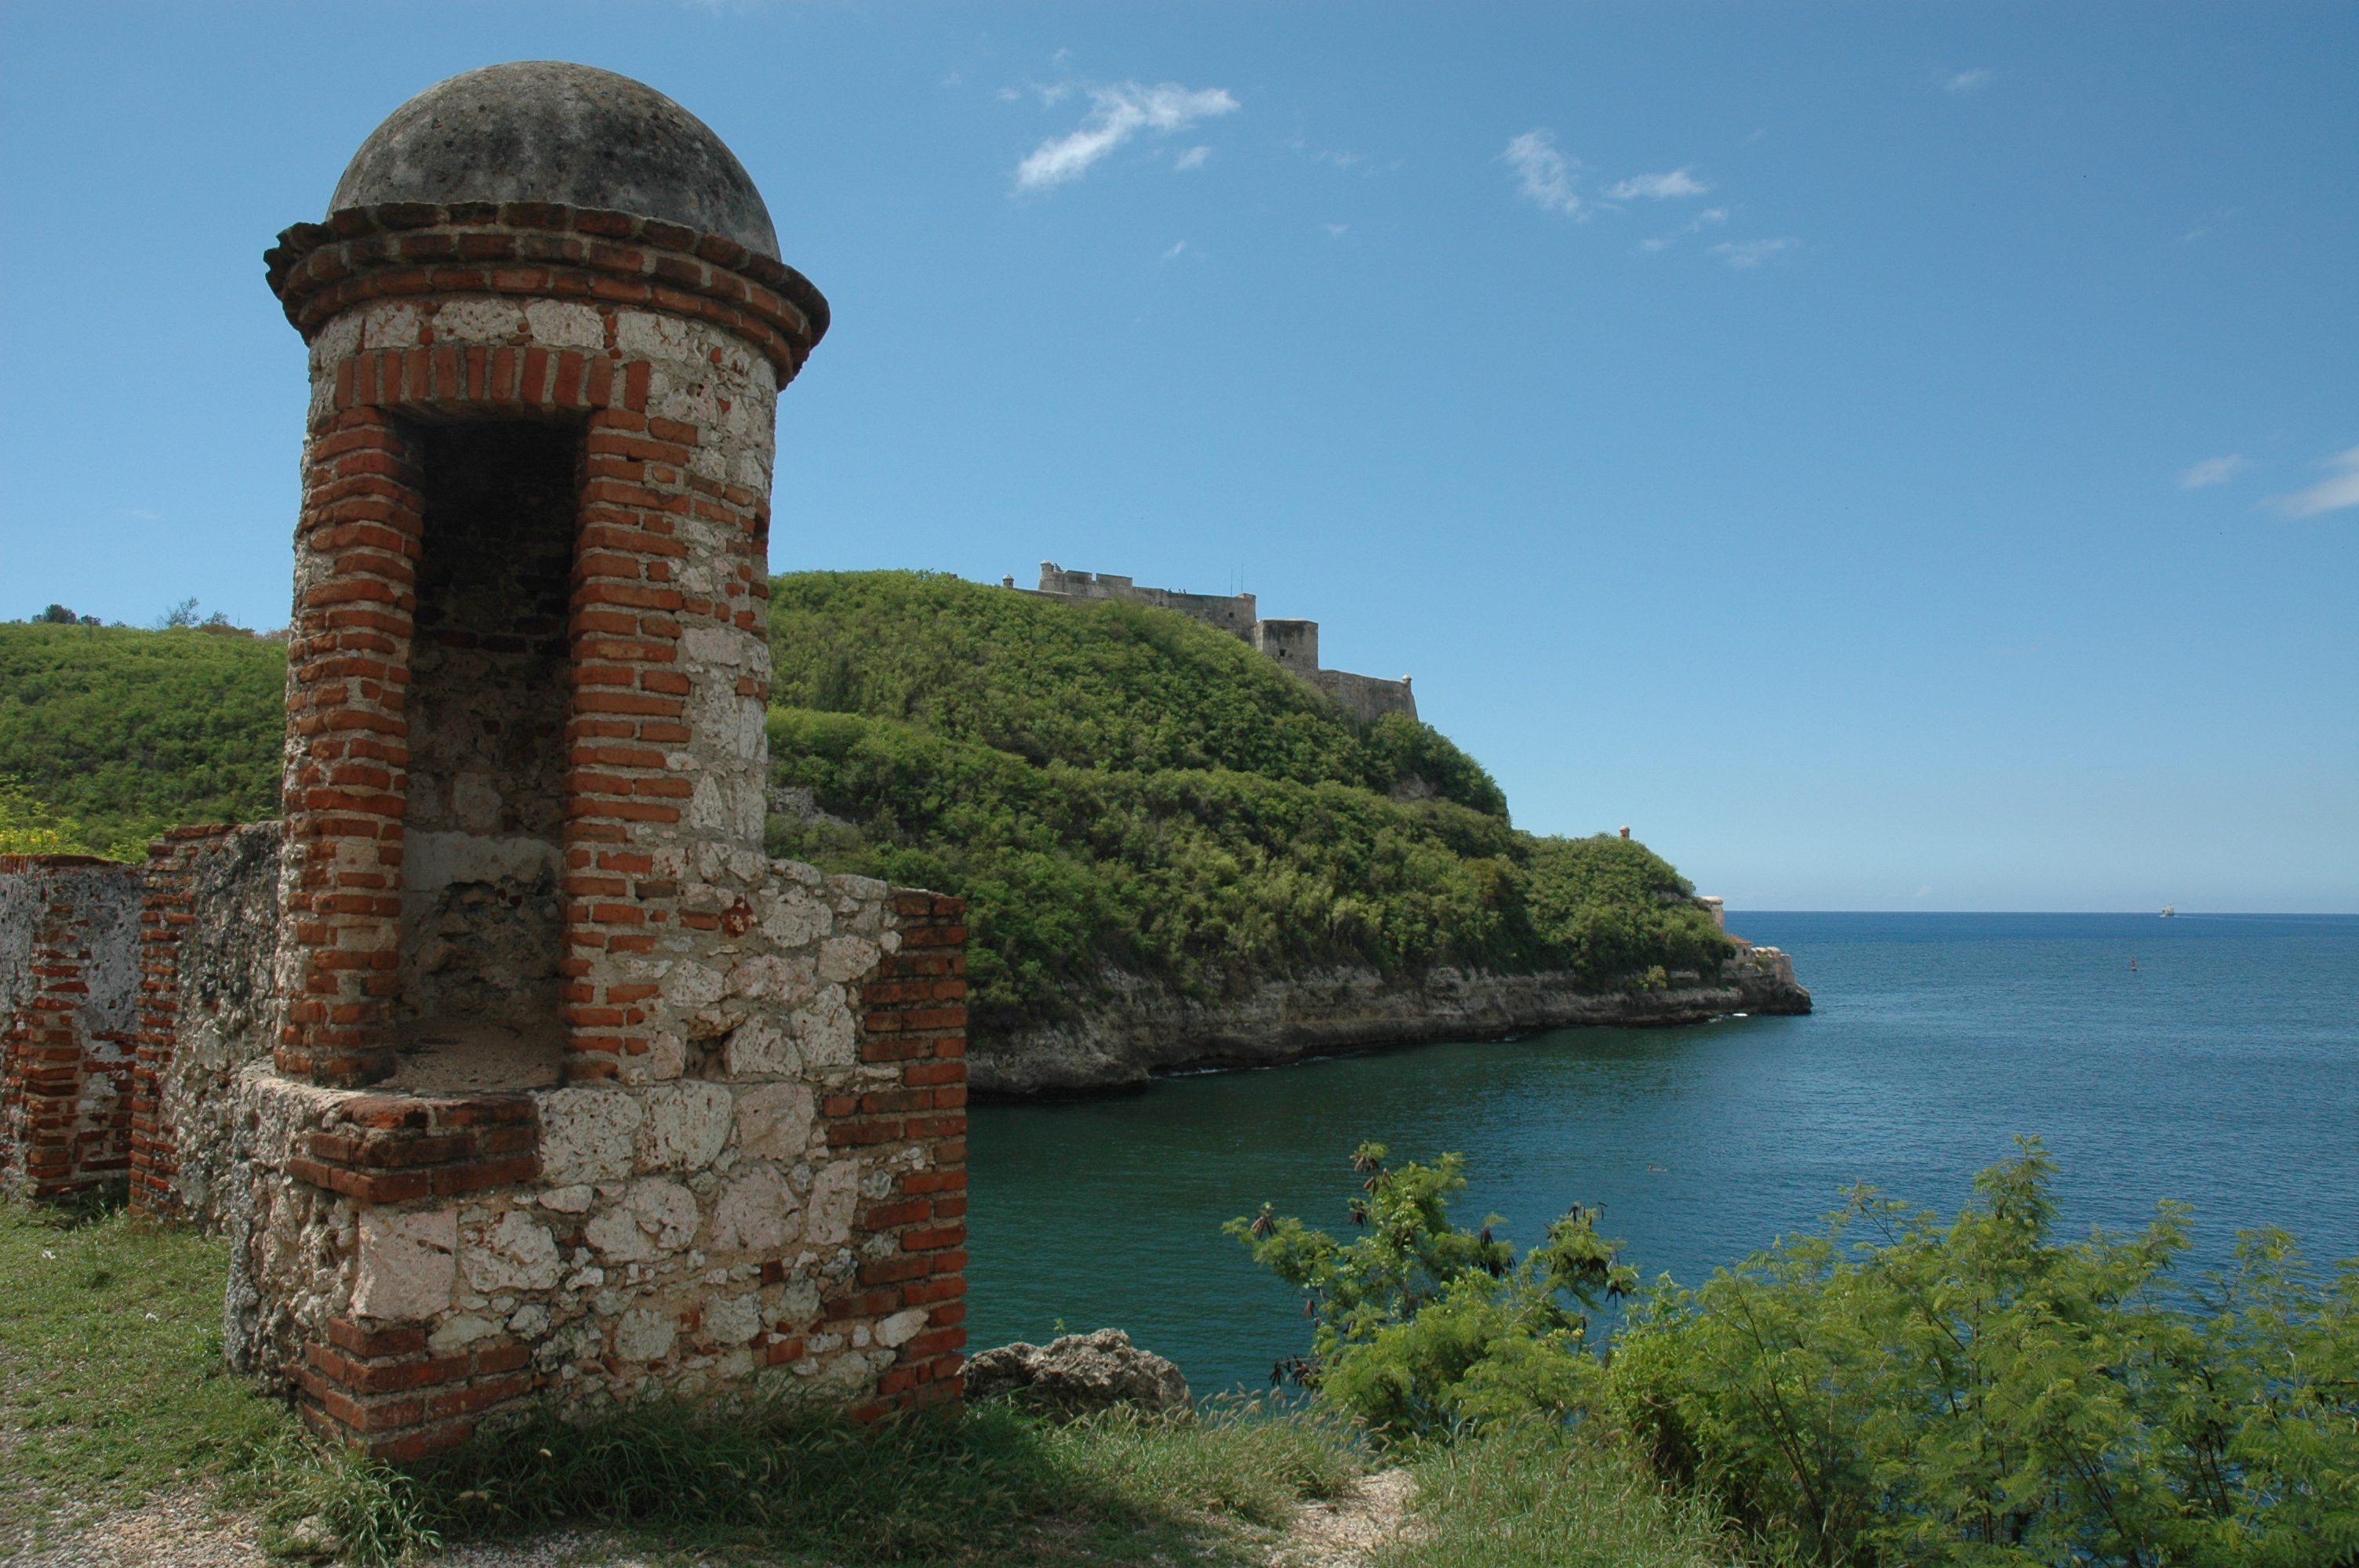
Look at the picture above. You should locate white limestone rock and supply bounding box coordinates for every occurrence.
[615,1306,677,1363]
[707,1162,799,1253]
[352,1209,456,1321]
[806,1159,860,1247]
[734,1082,815,1161]
[537,1087,643,1185]
[461,1210,562,1293]
[705,1291,762,1346]
[636,1083,733,1171]
[791,986,857,1069]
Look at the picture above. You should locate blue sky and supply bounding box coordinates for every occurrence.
[3,3,2353,911]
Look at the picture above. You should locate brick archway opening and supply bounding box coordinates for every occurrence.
[391,417,583,1092]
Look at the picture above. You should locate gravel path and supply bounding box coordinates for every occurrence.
[1273,1470,1416,1568]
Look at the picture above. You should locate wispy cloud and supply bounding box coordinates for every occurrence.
[1710,237,1799,269]
[1174,145,1211,171]
[1504,129,1582,215]
[1161,240,1187,262]
[1946,67,1994,93]
[1016,82,1238,191]
[2178,454,2250,490]
[1640,206,1729,252]
[2176,206,2237,244]
[1325,223,1350,238]
[2268,445,2359,517]
[1606,167,1710,200]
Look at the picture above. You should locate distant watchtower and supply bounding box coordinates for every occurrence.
[262,62,829,1089]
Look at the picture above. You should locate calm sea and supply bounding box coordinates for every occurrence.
[965,913,2359,1396]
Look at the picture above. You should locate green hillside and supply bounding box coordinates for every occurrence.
[0,577,1730,1036]
[764,572,1728,1033]
[0,622,288,859]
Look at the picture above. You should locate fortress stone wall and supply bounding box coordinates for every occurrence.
[1022,564,1418,725]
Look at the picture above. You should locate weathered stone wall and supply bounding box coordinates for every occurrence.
[133,825,282,1225]
[1310,668,1418,726]
[0,855,143,1199]
[221,868,967,1460]
[971,946,1809,1098]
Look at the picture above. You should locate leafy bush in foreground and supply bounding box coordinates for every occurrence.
[1609,1140,2359,1566]
[1238,1140,2359,1565]
[1230,1143,1636,1443]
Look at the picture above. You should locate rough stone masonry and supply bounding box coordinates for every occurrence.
[0,61,971,1461]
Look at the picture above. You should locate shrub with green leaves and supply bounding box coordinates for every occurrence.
[1605,1139,2359,1565]
[1229,1143,1637,1445]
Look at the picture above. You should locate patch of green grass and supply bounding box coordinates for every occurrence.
[3,1198,1363,1564]
[333,1392,1361,1566]
[0,1200,304,1537]
[1378,1421,1758,1568]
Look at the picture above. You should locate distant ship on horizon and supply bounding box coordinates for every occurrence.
[2161,904,2176,917]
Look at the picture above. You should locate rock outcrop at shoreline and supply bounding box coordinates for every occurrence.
[972,949,1810,1098]
[965,1329,1194,1420]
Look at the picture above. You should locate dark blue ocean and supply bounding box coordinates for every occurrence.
[965,913,2359,1395]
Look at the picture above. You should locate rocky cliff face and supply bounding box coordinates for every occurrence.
[971,950,1810,1098]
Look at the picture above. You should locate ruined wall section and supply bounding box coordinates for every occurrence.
[133,825,282,1225]
[1310,669,1418,726]
[224,868,967,1461]
[1029,564,1418,724]
[0,856,142,1200]
[1030,564,1259,640]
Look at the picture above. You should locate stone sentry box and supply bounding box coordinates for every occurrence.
[202,61,969,1459]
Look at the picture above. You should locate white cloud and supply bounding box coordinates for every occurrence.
[1504,129,1582,215]
[1914,885,1934,900]
[1710,237,1799,269]
[1161,240,1187,262]
[1325,223,1349,238]
[2269,445,2359,518]
[2178,454,2250,489]
[1016,82,1240,191]
[1640,206,1729,252]
[1946,68,1994,93]
[1174,145,1211,171]
[1606,167,1710,200]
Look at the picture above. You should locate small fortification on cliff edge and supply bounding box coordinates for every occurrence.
[1019,563,1418,725]
[0,61,969,1461]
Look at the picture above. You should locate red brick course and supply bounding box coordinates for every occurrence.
[812,894,971,1417]
[0,856,142,1201]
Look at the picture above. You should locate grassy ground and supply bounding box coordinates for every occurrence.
[0,1196,299,1548]
[1377,1423,1760,1568]
[0,1200,1359,1565]
[3,1199,1761,1566]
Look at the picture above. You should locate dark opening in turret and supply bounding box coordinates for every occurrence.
[391,419,581,1090]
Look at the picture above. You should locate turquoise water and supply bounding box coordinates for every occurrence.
[965,913,2359,1396]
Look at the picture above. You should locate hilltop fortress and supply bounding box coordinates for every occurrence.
[1016,564,1418,726]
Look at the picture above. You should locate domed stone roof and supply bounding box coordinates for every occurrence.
[330,61,780,259]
